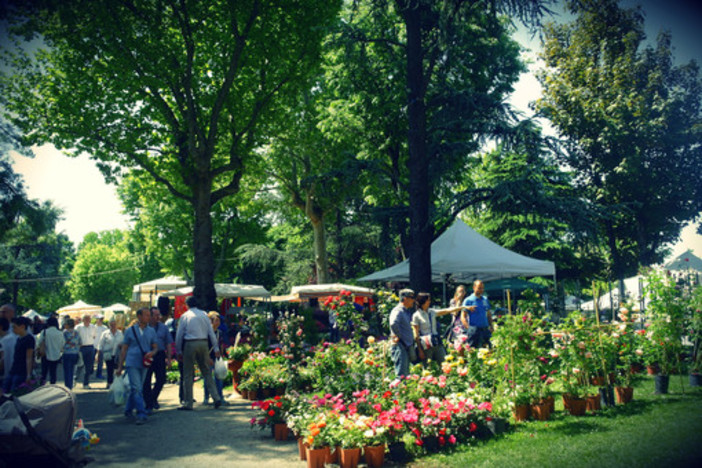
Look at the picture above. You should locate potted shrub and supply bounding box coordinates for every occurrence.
[644,271,686,394]
[687,287,702,387]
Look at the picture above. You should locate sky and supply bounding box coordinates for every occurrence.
[7,0,702,261]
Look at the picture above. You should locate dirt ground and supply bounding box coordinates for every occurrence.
[73,380,302,468]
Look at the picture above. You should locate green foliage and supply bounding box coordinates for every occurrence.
[67,229,139,305]
[643,270,687,375]
[536,0,702,275]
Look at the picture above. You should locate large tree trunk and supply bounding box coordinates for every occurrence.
[192,181,217,311]
[402,2,432,293]
[310,212,330,284]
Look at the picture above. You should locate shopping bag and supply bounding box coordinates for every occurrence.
[214,357,228,380]
[108,374,128,406]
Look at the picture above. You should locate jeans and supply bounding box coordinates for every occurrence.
[79,346,95,385]
[105,356,117,387]
[391,343,410,377]
[2,373,26,393]
[468,327,492,349]
[203,366,224,402]
[42,359,60,384]
[95,351,104,378]
[124,366,148,420]
[143,350,167,409]
[62,353,79,389]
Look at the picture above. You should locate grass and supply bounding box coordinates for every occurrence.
[416,375,702,468]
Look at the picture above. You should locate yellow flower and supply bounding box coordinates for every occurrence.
[367,336,376,345]
[445,355,454,361]
[487,359,497,366]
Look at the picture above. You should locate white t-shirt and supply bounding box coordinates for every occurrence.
[75,323,97,346]
[411,308,438,336]
[38,327,66,361]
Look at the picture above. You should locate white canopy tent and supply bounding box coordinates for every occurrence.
[162,283,271,299]
[358,219,556,284]
[580,275,649,312]
[22,309,46,321]
[665,249,702,273]
[131,275,187,302]
[290,283,375,299]
[56,300,102,319]
[102,303,131,321]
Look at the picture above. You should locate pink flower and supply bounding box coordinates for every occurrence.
[448,434,457,444]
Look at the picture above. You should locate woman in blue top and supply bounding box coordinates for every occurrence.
[116,308,157,425]
[62,318,81,389]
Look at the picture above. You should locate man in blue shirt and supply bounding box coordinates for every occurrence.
[389,289,416,377]
[143,306,173,411]
[462,280,494,348]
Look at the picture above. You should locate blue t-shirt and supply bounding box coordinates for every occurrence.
[122,325,157,368]
[463,294,491,328]
[151,322,173,352]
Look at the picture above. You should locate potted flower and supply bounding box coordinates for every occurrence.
[687,288,702,387]
[645,271,686,394]
[225,344,251,382]
[250,395,291,440]
[332,415,366,468]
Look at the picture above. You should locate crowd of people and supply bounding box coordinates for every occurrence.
[388,279,494,377]
[0,299,231,426]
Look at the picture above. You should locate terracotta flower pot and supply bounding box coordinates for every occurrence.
[545,395,555,413]
[273,422,290,441]
[530,401,551,421]
[306,446,328,468]
[646,364,660,375]
[615,386,634,404]
[585,394,601,412]
[563,395,587,416]
[513,403,530,422]
[364,444,386,468]
[328,446,339,464]
[298,437,307,461]
[339,447,361,468]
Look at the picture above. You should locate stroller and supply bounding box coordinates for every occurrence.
[0,384,90,467]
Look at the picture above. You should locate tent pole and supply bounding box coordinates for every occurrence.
[442,275,447,306]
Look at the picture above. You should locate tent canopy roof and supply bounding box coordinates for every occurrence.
[57,300,102,317]
[358,219,556,283]
[665,249,702,272]
[162,283,271,299]
[132,275,187,293]
[290,283,375,298]
[103,303,131,312]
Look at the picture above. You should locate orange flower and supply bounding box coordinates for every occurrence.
[310,427,320,437]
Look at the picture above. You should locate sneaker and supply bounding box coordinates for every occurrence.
[153,402,160,410]
[177,406,193,411]
[136,418,146,425]
[213,399,222,409]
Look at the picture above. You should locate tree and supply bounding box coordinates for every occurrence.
[67,230,140,305]
[0,0,341,309]
[535,0,702,281]
[336,0,549,291]
[467,120,605,282]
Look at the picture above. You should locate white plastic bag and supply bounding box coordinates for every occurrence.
[214,357,228,380]
[108,374,128,406]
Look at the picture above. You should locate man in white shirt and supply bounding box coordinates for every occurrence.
[93,315,108,379]
[75,314,97,388]
[175,296,221,410]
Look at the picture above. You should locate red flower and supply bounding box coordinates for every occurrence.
[469,422,477,432]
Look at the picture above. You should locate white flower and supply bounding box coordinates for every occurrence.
[635,349,644,356]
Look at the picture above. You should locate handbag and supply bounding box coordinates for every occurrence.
[132,327,152,367]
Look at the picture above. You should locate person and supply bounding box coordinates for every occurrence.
[175,296,222,410]
[203,311,224,405]
[62,318,81,389]
[388,289,416,378]
[143,307,173,411]
[460,280,494,348]
[37,317,65,384]
[411,292,463,365]
[0,305,18,391]
[450,285,467,307]
[75,314,97,388]
[96,318,123,389]
[116,308,157,425]
[2,317,35,393]
[93,315,108,379]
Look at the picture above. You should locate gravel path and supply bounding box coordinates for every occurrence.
[73,381,302,467]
